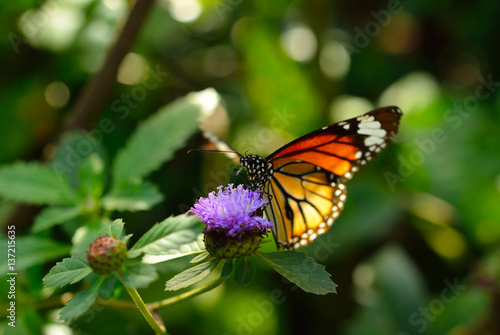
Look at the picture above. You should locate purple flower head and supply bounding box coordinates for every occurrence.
[191,184,273,238]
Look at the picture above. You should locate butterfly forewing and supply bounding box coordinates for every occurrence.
[267,106,402,182]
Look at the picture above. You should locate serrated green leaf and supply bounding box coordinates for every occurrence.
[97,219,125,238]
[165,258,220,291]
[256,251,337,295]
[190,251,211,264]
[31,206,81,233]
[141,234,205,263]
[0,236,71,274]
[59,278,104,321]
[130,214,203,255]
[221,259,234,279]
[102,182,163,212]
[99,275,118,300]
[235,257,255,287]
[121,262,158,289]
[112,89,220,187]
[43,253,92,288]
[0,162,78,205]
[71,220,107,254]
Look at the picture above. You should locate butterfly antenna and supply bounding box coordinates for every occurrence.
[187,148,243,158]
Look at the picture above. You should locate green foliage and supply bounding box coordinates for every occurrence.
[256,251,337,295]
[31,206,81,233]
[0,236,71,273]
[235,257,255,287]
[165,258,220,291]
[129,214,204,258]
[97,218,125,238]
[59,278,104,322]
[0,162,78,205]
[121,263,159,289]
[3,0,500,333]
[102,182,164,212]
[111,93,206,189]
[43,253,92,288]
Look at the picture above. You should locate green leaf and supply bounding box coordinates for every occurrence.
[51,131,107,189]
[77,153,105,199]
[71,220,107,254]
[43,253,92,288]
[256,251,337,295]
[129,214,203,256]
[102,182,163,212]
[0,236,71,273]
[100,275,120,300]
[165,258,220,291]
[112,89,220,187]
[0,162,78,205]
[31,206,81,233]
[97,219,125,238]
[221,259,234,279]
[190,251,211,264]
[60,278,104,321]
[141,234,205,263]
[121,262,158,289]
[235,257,255,287]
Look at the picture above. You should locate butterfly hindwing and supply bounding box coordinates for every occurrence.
[264,161,347,249]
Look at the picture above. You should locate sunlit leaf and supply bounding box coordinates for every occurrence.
[129,214,203,257]
[165,258,220,291]
[112,89,220,188]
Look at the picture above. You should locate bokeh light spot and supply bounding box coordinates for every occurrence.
[168,0,203,23]
[379,72,440,114]
[45,81,70,107]
[428,228,466,260]
[329,95,373,122]
[319,41,350,80]
[281,24,317,62]
[117,53,148,85]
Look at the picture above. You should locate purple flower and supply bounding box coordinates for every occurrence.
[191,184,273,238]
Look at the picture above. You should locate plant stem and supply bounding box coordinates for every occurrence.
[147,276,225,310]
[118,274,167,335]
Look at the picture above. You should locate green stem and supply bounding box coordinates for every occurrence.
[118,274,167,335]
[147,276,225,311]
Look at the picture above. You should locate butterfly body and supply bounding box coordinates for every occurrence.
[204,106,402,250]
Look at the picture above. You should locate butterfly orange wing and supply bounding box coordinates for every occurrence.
[266,107,402,249]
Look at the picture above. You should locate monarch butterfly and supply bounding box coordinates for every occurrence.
[202,106,402,250]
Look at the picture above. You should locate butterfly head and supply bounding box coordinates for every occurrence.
[240,154,272,190]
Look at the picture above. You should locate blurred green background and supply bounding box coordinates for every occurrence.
[1,0,500,334]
